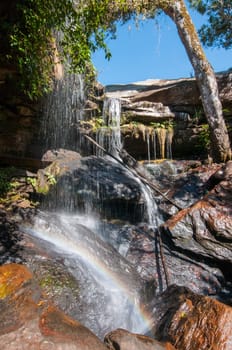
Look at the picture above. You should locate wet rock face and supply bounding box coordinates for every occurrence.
[0,263,108,350]
[104,328,176,350]
[1,264,231,350]
[116,224,224,296]
[151,285,232,350]
[0,210,24,265]
[42,154,149,223]
[163,162,232,267]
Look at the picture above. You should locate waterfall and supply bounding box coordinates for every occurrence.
[152,131,157,160]
[151,127,173,160]
[146,129,151,163]
[40,28,91,156]
[36,75,161,338]
[96,97,122,158]
[166,128,174,159]
[133,175,158,226]
[21,211,153,339]
[41,73,85,152]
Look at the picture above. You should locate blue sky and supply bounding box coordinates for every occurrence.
[91,9,232,86]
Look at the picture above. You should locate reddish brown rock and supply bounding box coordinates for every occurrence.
[151,285,232,350]
[169,297,232,350]
[40,305,108,348]
[0,263,108,350]
[0,263,33,298]
[163,162,232,265]
[104,328,176,350]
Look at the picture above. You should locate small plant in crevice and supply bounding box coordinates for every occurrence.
[81,117,106,132]
[150,120,175,130]
[196,124,210,153]
[27,177,38,189]
[192,106,204,124]
[45,172,57,186]
[0,168,16,197]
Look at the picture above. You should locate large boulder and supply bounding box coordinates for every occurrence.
[162,161,232,266]
[151,285,232,350]
[0,263,108,350]
[39,152,152,223]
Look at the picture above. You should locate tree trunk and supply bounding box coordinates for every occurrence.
[164,0,231,162]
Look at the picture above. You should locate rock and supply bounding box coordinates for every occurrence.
[0,263,108,350]
[0,213,24,265]
[122,101,175,123]
[163,170,232,265]
[206,160,232,190]
[116,224,224,296]
[42,154,151,223]
[106,71,232,115]
[104,328,176,350]
[39,306,108,349]
[41,148,82,162]
[105,71,232,159]
[151,285,232,350]
[0,263,34,299]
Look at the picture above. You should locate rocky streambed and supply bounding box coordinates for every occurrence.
[0,153,232,349]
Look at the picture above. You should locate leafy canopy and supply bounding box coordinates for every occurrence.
[6,0,118,99]
[189,0,232,49]
[2,0,171,99]
[4,0,230,99]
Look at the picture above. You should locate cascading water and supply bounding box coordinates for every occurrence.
[152,127,173,160]
[26,69,162,338]
[96,97,122,158]
[41,73,85,152]
[40,30,90,156]
[96,97,158,226]
[21,211,152,338]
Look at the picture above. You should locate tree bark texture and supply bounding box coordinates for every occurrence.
[164,0,231,162]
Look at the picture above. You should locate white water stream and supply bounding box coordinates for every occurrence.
[21,211,153,338]
[35,85,160,338]
[96,97,122,158]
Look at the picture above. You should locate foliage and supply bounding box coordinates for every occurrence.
[4,0,118,99]
[86,117,105,131]
[27,171,56,194]
[150,120,175,130]
[197,123,210,151]
[2,0,230,100]
[2,0,165,99]
[189,0,232,49]
[27,177,37,188]
[45,171,57,186]
[0,168,16,197]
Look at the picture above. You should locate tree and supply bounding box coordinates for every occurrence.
[105,0,232,162]
[162,0,231,162]
[189,0,232,49]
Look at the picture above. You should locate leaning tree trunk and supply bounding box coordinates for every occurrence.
[164,0,231,162]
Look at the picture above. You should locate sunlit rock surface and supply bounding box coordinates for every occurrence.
[106,70,232,114]
[151,285,232,350]
[163,161,232,265]
[0,263,108,350]
[116,224,224,296]
[104,328,176,350]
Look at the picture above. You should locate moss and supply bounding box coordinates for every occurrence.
[34,263,80,300]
